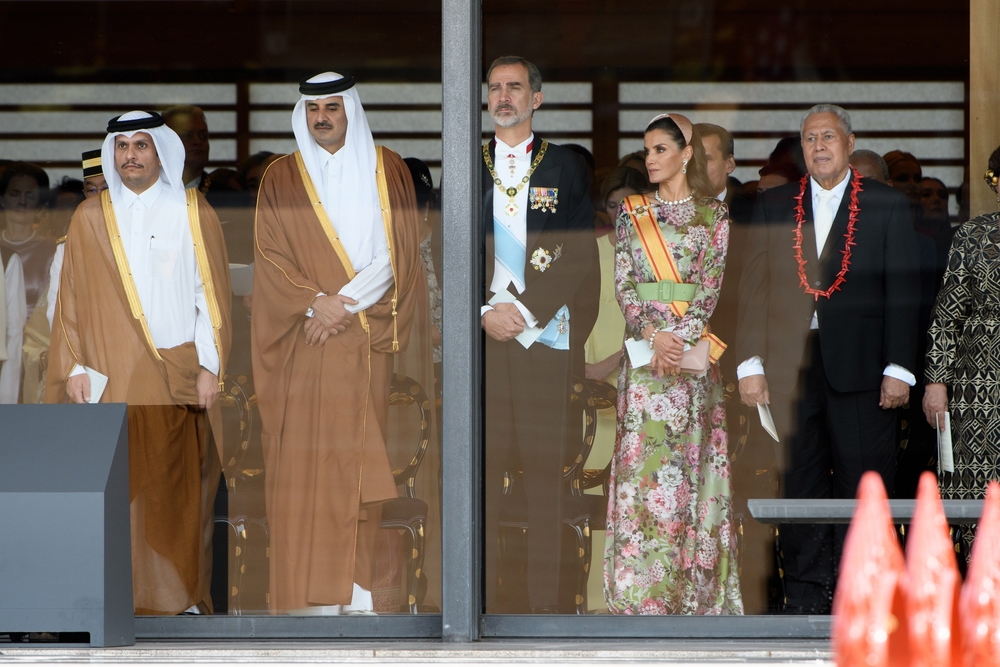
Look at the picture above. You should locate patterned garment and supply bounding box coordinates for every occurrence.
[419,236,443,364]
[925,212,1000,502]
[604,196,743,615]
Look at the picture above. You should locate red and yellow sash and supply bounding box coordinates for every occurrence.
[623,194,726,363]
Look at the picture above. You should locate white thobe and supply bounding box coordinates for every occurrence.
[71,178,219,377]
[315,147,393,314]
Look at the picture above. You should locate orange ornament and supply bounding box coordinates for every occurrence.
[959,481,1000,667]
[832,472,911,667]
[906,471,961,667]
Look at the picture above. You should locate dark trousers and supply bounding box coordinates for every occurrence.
[770,332,897,614]
[484,338,571,611]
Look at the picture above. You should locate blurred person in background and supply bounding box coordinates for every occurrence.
[0,232,26,404]
[918,176,956,272]
[47,178,85,240]
[767,136,806,179]
[163,105,212,193]
[0,162,55,319]
[585,166,647,384]
[849,149,889,183]
[618,150,646,175]
[756,162,800,193]
[238,151,278,194]
[884,149,923,217]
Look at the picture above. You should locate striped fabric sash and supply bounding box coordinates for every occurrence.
[623,194,726,363]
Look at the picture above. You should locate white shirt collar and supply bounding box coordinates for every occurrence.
[319,145,345,168]
[810,170,851,201]
[119,177,163,210]
[716,187,727,202]
[495,133,534,159]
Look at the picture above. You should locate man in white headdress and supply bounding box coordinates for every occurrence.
[252,72,421,615]
[46,110,232,615]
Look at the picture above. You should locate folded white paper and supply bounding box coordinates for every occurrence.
[757,402,779,442]
[624,337,655,368]
[230,263,254,297]
[85,366,108,404]
[937,412,954,474]
[488,289,544,349]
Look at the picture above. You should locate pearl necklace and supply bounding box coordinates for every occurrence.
[1,229,36,246]
[654,190,693,206]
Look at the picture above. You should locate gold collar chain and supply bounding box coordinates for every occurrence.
[483,140,548,217]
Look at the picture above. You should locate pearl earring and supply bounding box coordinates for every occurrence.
[682,159,688,175]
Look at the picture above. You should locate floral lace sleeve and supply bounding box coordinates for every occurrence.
[671,202,729,345]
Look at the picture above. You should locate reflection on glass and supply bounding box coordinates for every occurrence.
[606,113,742,615]
[482,56,601,614]
[8,0,443,615]
[250,73,433,616]
[46,111,232,614]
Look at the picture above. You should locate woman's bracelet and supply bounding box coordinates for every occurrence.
[646,328,672,350]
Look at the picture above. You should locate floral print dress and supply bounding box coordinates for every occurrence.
[603,196,743,615]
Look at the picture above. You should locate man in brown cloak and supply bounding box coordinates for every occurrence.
[252,72,421,615]
[46,110,232,615]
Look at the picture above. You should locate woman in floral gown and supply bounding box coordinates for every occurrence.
[604,113,742,615]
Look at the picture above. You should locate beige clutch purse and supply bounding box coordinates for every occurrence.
[680,339,711,374]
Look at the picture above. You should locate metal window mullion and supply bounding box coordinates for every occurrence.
[440,0,483,644]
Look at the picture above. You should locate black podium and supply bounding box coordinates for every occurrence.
[0,404,134,647]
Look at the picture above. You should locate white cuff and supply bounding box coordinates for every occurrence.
[512,299,538,329]
[306,292,326,318]
[70,364,87,377]
[737,356,765,380]
[481,305,494,317]
[884,363,916,387]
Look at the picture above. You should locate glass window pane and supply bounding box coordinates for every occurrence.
[0,0,441,623]
[481,0,971,617]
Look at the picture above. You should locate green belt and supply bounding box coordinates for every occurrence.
[635,280,696,303]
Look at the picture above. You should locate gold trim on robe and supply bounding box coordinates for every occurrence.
[99,188,226,377]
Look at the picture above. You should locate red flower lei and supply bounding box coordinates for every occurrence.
[792,166,863,301]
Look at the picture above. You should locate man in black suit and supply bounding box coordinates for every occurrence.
[481,56,597,614]
[736,104,920,614]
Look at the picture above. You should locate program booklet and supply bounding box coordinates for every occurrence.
[936,411,954,474]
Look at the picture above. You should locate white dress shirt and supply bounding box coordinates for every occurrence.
[737,171,915,386]
[315,147,393,314]
[0,254,26,403]
[481,133,539,327]
[72,178,219,377]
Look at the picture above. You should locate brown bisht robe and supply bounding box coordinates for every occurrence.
[252,148,421,613]
[45,189,232,615]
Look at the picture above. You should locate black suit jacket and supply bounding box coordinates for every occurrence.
[483,137,598,361]
[736,177,920,394]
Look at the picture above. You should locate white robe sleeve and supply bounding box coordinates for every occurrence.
[193,259,220,376]
[0,254,27,403]
[46,243,65,330]
[338,221,394,313]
